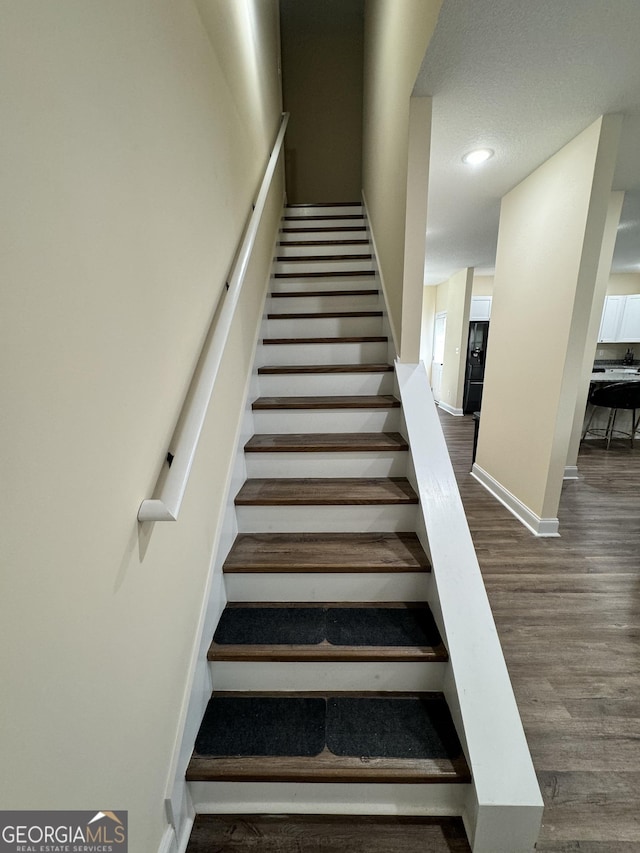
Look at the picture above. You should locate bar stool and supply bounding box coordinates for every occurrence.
[582,381,640,449]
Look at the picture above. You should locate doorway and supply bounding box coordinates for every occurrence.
[431,311,446,401]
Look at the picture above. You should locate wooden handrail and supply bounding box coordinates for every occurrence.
[138,113,289,522]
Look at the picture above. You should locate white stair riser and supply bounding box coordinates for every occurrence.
[252,409,401,434]
[279,229,367,243]
[268,294,380,312]
[210,661,446,692]
[244,451,408,478]
[258,372,394,396]
[224,571,430,602]
[189,781,468,816]
[278,243,371,258]
[236,504,418,534]
[285,205,363,217]
[261,341,388,365]
[266,316,382,338]
[271,276,376,293]
[275,258,373,275]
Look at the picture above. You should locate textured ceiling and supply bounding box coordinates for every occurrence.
[414,0,640,285]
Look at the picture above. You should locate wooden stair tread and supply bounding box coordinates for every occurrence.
[223,533,430,572]
[187,692,470,784]
[235,478,418,506]
[274,270,375,279]
[185,815,472,853]
[244,432,408,452]
[263,335,387,344]
[270,288,379,298]
[283,214,364,221]
[278,239,370,247]
[252,396,400,410]
[267,310,382,319]
[277,254,372,262]
[286,202,362,208]
[258,363,393,374]
[209,643,446,662]
[187,749,469,783]
[281,225,367,233]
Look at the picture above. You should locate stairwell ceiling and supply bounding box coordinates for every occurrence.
[414,0,640,285]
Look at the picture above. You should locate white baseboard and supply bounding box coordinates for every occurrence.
[158,825,179,853]
[437,401,464,417]
[563,465,579,480]
[471,463,560,537]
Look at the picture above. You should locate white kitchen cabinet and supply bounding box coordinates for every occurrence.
[617,294,640,343]
[470,296,492,321]
[598,295,626,342]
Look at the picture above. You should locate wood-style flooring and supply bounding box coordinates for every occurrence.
[186,815,472,853]
[440,412,640,853]
[186,415,640,852]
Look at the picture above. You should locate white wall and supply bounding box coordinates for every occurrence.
[0,2,282,850]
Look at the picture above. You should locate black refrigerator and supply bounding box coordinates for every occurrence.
[462,321,489,414]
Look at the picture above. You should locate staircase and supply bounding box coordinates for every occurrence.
[184,203,471,847]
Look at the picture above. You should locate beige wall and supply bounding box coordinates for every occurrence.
[605,272,640,295]
[280,0,364,203]
[362,0,442,350]
[401,96,433,362]
[476,116,621,524]
[435,280,449,314]
[0,2,282,850]
[472,275,494,296]
[439,268,473,412]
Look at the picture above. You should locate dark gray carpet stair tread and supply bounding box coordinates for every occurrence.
[222,532,431,572]
[244,433,408,453]
[326,696,461,760]
[212,605,442,649]
[185,814,472,853]
[257,363,392,373]
[326,607,441,647]
[251,395,400,410]
[194,696,325,757]
[188,694,470,783]
[213,606,326,646]
[234,477,418,506]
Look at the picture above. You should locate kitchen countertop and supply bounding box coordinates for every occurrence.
[590,369,640,383]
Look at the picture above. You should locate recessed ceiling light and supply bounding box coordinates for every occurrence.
[462,148,494,165]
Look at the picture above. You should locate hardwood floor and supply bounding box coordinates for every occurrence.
[186,415,639,852]
[439,411,640,853]
[186,815,472,853]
